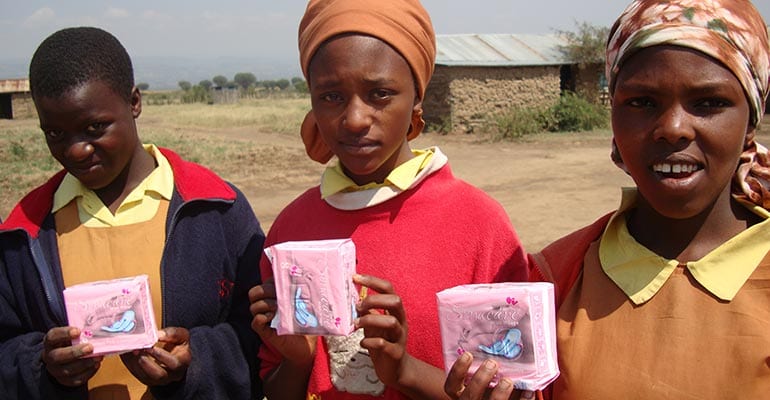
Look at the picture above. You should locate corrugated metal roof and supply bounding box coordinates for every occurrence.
[0,78,30,93]
[435,33,569,67]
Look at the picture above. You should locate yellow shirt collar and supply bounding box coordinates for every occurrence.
[320,148,434,199]
[52,144,175,215]
[600,187,770,304]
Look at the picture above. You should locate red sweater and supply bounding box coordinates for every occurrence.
[259,164,528,399]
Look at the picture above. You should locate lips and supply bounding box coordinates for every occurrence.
[339,139,379,155]
[70,162,99,174]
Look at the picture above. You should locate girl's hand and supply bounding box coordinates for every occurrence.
[42,326,103,387]
[121,326,191,386]
[248,278,317,366]
[353,274,409,387]
[444,351,534,400]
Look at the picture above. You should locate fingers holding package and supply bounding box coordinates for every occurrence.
[42,326,103,387]
[248,278,277,336]
[248,277,317,366]
[120,326,191,386]
[353,274,409,386]
[445,351,534,400]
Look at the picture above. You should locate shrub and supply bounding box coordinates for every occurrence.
[493,106,548,139]
[547,92,608,132]
[426,116,452,135]
[10,142,26,160]
[181,85,212,104]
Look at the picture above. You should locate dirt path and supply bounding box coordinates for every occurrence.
[228,130,633,252]
[2,112,633,252]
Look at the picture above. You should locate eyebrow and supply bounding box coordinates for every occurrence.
[311,76,399,91]
[615,79,739,95]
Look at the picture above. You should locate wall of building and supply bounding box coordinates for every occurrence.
[11,93,36,119]
[0,92,36,119]
[423,65,562,133]
[574,63,604,105]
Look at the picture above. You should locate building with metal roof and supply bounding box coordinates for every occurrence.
[0,78,34,119]
[424,33,603,133]
[435,33,569,67]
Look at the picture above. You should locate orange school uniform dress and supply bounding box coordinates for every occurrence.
[531,188,770,399]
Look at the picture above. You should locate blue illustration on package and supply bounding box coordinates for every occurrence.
[101,310,137,333]
[478,328,524,359]
[294,286,319,328]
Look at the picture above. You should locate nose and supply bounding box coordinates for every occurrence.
[64,138,95,162]
[652,103,695,145]
[342,96,372,134]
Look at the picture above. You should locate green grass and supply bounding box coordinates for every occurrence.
[0,96,312,219]
[142,97,310,134]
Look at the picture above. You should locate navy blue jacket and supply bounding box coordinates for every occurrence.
[0,148,264,399]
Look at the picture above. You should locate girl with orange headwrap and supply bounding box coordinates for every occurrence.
[445,0,770,399]
[248,0,529,399]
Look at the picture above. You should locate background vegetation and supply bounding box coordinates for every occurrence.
[0,97,311,217]
[0,23,619,218]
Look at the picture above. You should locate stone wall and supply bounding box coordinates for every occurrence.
[424,65,561,133]
[574,63,604,104]
[11,93,36,119]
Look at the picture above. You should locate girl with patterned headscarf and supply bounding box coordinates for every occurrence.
[248,1,529,399]
[445,1,770,399]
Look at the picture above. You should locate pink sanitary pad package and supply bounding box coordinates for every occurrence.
[265,239,358,336]
[63,275,158,357]
[437,282,559,391]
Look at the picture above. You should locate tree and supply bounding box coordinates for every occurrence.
[556,22,611,104]
[199,80,213,90]
[212,75,228,88]
[556,22,610,68]
[260,80,277,90]
[294,80,308,93]
[275,78,291,90]
[178,80,192,91]
[136,82,150,91]
[291,76,304,85]
[233,72,257,90]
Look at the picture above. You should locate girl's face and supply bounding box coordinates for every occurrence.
[308,34,420,185]
[611,45,753,220]
[35,80,145,195]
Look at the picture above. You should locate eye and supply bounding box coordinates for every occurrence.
[696,98,731,108]
[85,122,107,135]
[320,92,344,103]
[626,97,655,108]
[43,130,65,141]
[371,89,393,101]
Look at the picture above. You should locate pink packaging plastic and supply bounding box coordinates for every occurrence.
[437,282,559,391]
[63,275,158,357]
[264,239,358,336]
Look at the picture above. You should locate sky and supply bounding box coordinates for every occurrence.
[1,1,770,84]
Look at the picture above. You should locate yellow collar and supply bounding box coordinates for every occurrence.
[52,144,175,214]
[320,148,434,199]
[600,188,770,304]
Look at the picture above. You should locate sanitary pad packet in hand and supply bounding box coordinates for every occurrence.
[63,274,158,357]
[265,238,358,336]
[437,282,559,391]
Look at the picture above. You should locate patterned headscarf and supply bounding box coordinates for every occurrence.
[607,0,770,208]
[297,0,436,164]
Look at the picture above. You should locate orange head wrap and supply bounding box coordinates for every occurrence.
[297,0,436,164]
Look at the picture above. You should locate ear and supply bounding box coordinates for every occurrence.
[413,95,423,113]
[744,124,756,149]
[130,86,142,118]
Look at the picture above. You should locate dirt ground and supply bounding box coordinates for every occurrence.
[209,127,634,253]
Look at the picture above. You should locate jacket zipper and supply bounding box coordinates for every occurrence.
[29,235,67,323]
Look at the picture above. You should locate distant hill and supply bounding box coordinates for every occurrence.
[0,55,303,91]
